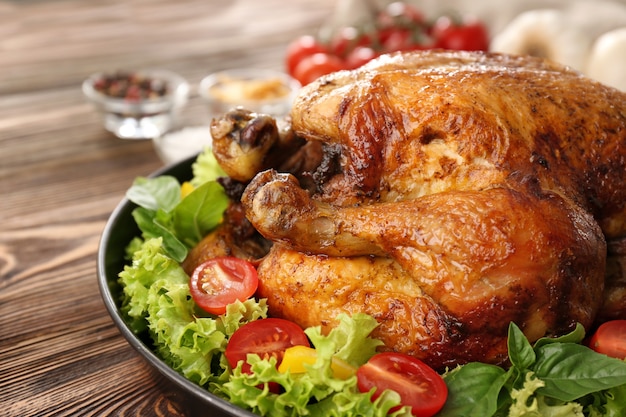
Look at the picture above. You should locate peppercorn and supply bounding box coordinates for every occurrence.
[93,71,169,101]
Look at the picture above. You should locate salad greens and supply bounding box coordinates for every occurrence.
[119,234,410,416]
[125,154,229,262]
[439,323,626,417]
[118,148,626,416]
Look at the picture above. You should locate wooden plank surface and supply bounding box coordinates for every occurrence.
[0,1,335,415]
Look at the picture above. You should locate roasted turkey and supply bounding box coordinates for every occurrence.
[191,50,626,370]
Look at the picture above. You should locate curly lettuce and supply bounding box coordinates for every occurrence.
[214,313,410,417]
[118,238,404,414]
[119,236,268,385]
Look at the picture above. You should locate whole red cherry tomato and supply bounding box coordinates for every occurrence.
[285,35,328,75]
[357,352,448,417]
[225,318,310,374]
[377,1,425,29]
[292,52,345,85]
[330,26,373,58]
[589,320,626,359]
[379,27,412,51]
[431,15,489,51]
[345,45,379,69]
[189,257,258,316]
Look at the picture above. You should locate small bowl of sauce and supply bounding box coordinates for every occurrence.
[199,69,300,119]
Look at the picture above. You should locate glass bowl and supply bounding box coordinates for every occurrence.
[83,69,189,139]
[198,68,300,119]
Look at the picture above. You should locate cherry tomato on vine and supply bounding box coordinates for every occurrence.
[330,26,373,58]
[189,257,258,316]
[292,52,345,85]
[225,318,310,374]
[589,320,626,359]
[431,15,489,51]
[379,27,411,51]
[356,352,448,417]
[345,46,379,69]
[377,1,425,29]
[285,35,328,75]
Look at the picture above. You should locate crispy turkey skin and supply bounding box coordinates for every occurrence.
[204,50,626,370]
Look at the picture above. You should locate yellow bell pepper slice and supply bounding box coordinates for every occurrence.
[180,181,195,199]
[278,345,357,380]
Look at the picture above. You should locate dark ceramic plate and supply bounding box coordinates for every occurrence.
[96,156,259,417]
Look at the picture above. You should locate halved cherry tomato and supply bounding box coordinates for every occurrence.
[285,35,328,75]
[278,345,357,379]
[589,320,626,359]
[189,257,258,316]
[292,52,345,85]
[356,352,448,417]
[225,318,310,374]
[431,15,489,51]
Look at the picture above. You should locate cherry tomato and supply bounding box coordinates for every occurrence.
[225,318,310,374]
[345,46,379,69]
[589,320,626,359]
[189,257,258,316]
[356,352,448,417]
[431,15,489,51]
[292,52,345,85]
[377,1,425,29]
[330,26,373,58]
[285,35,328,75]
[378,27,433,53]
[379,27,412,51]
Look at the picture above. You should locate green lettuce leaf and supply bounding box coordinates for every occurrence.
[118,237,268,386]
[507,372,585,417]
[305,313,383,368]
[190,147,227,187]
[587,383,626,417]
[118,237,185,334]
[214,314,405,417]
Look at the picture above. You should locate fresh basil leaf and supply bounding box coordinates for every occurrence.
[533,323,586,349]
[439,362,509,417]
[173,181,229,247]
[126,176,181,212]
[507,322,536,370]
[132,207,188,262]
[533,343,626,402]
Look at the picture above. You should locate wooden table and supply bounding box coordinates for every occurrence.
[0,1,335,415]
